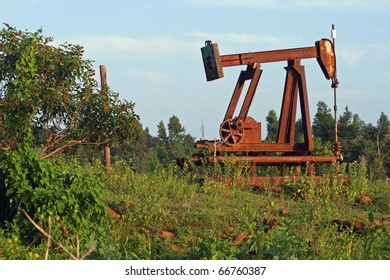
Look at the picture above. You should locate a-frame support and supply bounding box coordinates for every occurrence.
[223,63,262,122]
[277,59,314,152]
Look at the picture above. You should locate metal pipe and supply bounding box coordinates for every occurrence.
[332,24,339,143]
[220,46,317,67]
[209,155,338,164]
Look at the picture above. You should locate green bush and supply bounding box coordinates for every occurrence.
[0,137,108,258]
[1,147,389,260]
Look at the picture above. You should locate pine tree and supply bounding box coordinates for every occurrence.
[265,110,279,142]
[312,101,334,143]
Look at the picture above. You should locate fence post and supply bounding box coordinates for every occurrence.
[99,65,111,174]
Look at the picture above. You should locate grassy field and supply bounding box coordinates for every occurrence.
[99,161,389,260]
[1,159,389,260]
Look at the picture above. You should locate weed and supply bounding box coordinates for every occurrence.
[1,151,389,260]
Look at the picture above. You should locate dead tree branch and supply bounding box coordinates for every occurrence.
[45,215,52,260]
[22,210,96,260]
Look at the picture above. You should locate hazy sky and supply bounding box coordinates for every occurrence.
[3,0,390,139]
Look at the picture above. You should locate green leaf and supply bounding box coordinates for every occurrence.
[365,206,375,224]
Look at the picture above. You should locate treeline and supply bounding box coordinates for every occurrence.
[73,115,197,171]
[316,102,389,179]
[99,101,389,180]
[261,101,389,180]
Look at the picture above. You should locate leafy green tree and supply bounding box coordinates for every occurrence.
[168,115,185,143]
[0,24,139,158]
[377,112,390,140]
[312,101,334,143]
[338,106,353,140]
[338,106,363,140]
[157,120,169,146]
[337,107,364,162]
[374,112,390,178]
[265,109,279,142]
[155,120,170,164]
[142,116,196,167]
[137,127,160,171]
[167,115,195,160]
[361,112,390,179]
[294,118,304,143]
[117,125,159,171]
[351,114,363,139]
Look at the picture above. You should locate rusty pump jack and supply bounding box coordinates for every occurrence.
[196,31,342,185]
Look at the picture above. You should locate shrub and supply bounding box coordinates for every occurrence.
[0,136,108,257]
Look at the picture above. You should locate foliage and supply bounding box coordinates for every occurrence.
[0,134,109,258]
[265,110,278,142]
[358,113,390,180]
[1,148,389,260]
[125,115,196,170]
[263,100,389,180]
[166,115,196,161]
[312,101,334,142]
[332,106,389,179]
[0,24,139,158]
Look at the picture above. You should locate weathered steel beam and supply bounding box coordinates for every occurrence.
[195,141,309,153]
[220,46,317,67]
[208,155,338,164]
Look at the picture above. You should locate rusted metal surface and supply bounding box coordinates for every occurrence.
[277,59,313,150]
[220,116,261,146]
[207,155,338,165]
[220,46,318,67]
[196,140,308,153]
[316,39,336,80]
[197,35,341,185]
[223,64,262,121]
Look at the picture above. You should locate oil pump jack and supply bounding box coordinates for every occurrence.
[194,26,342,185]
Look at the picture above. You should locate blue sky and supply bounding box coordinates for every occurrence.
[3,0,390,139]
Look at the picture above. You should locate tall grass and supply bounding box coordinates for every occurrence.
[1,158,389,259]
[94,158,389,260]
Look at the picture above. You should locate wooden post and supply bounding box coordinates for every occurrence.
[100,65,111,174]
[104,145,111,174]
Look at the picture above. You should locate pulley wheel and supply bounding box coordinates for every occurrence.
[219,118,244,146]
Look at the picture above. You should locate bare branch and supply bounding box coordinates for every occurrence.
[80,241,97,260]
[76,235,80,259]
[22,210,78,260]
[40,137,110,159]
[44,215,52,260]
[22,210,97,260]
[40,138,87,158]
